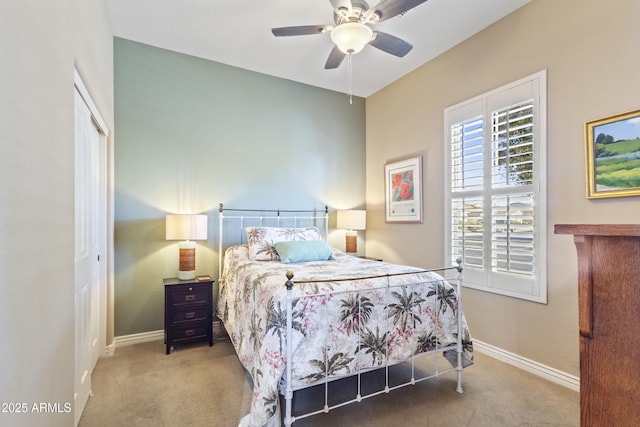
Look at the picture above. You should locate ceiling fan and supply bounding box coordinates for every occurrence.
[272,0,428,69]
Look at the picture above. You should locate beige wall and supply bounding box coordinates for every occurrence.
[0,0,113,424]
[365,0,640,376]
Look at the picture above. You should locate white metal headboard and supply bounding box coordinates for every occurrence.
[217,203,330,278]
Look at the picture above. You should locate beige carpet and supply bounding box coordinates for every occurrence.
[79,338,578,426]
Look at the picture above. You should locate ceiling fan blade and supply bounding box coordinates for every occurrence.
[272,25,330,37]
[370,31,413,57]
[325,45,347,69]
[368,0,428,22]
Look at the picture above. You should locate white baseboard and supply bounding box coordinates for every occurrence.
[105,340,117,357]
[105,321,225,356]
[113,329,164,348]
[473,339,579,392]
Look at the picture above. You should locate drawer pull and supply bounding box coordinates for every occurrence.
[185,311,196,319]
[185,294,196,302]
[185,329,195,337]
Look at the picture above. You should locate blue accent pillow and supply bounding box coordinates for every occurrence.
[274,240,335,264]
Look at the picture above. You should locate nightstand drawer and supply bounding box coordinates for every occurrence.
[171,323,210,342]
[167,286,209,306]
[169,306,211,324]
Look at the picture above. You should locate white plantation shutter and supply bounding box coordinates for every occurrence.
[491,101,534,188]
[445,71,547,303]
[451,115,484,192]
[491,192,534,275]
[450,115,485,281]
[450,196,484,270]
[490,101,535,279]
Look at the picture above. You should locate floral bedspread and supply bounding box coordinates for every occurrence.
[218,245,473,427]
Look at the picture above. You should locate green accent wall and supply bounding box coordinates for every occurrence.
[114,38,365,336]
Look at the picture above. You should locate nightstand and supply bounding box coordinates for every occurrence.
[164,276,214,354]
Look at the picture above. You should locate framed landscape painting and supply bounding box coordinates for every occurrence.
[585,109,640,198]
[384,156,423,223]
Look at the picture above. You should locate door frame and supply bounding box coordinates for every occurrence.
[73,68,112,422]
[74,68,112,348]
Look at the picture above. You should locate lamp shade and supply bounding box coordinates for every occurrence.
[165,214,208,241]
[166,214,207,280]
[337,210,366,231]
[330,22,373,54]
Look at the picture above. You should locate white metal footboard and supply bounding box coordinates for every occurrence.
[282,259,466,427]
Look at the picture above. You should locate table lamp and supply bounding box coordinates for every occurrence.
[165,214,208,280]
[337,210,366,253]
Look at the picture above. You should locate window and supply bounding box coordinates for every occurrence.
[445,71,547,303]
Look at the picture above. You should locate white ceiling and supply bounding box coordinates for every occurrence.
[106,0,530,98]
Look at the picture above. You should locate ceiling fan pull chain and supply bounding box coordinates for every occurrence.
[348,53,353,104]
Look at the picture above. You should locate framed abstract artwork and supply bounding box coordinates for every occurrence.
[384,155,423,223]
[585,109,640,199]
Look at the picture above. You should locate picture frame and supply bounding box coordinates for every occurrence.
[585,109,640,199]
[384,155,423,223]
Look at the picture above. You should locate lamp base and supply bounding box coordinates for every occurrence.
[178,241,196,280]
[345,232,357,253]
[178,269,196,281]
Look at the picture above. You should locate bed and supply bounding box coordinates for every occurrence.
[216,205,473,427]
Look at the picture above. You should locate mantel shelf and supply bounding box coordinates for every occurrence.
[554,224,640,237]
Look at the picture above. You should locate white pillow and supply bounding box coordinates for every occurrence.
[245,226,323,261]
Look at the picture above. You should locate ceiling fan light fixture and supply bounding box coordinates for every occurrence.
[330,22,372,54]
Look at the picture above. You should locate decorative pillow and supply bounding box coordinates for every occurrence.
[274,240,335,264]
[245,226,323,261]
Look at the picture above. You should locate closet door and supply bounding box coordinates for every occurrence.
[74,88,101,425]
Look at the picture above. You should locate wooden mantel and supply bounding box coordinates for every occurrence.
[554,223,640,237]
[555,223,640,426]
